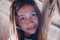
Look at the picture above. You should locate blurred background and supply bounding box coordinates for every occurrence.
[0,0,60,40]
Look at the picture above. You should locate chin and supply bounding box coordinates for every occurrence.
[30,32,36,34]
[28,30,36,34]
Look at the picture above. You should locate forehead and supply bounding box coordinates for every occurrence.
[18,4,35,15]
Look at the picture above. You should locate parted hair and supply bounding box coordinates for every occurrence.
[10,0,43,40]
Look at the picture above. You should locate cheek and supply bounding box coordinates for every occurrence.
[18,21,27,30]
[33,17,38,24]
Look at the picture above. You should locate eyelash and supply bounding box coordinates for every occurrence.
[18,12,37,21]
[32,14,36,16]
[31,12,37,16]
[19,17,25,21]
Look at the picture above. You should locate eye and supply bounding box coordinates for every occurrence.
[19,17,25,21]
[31,12,37,16]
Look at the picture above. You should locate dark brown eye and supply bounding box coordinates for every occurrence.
[20,17,25,20]
[19,17,26,21]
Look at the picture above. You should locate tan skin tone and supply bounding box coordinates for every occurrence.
[17,4,38,37]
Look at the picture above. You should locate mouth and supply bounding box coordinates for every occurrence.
[27,26,36,30]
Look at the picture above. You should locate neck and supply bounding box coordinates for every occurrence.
[24,32,32,38]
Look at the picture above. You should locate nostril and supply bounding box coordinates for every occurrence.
[30,20,34,24]
[27,20,34,24]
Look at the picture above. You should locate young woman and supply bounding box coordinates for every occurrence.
[10,0,43,40]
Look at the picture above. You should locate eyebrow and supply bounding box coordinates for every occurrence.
[18,9,35,17]
[30,10,36,14]
[19,11,35,15]
[18,15,25,17]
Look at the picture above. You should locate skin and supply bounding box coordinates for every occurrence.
[17,4,38,37]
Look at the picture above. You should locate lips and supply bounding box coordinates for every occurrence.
[27,26,36,30]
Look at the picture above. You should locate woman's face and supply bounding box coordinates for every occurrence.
[17,4,38,34]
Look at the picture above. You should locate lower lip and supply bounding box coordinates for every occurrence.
[27,26,36,30]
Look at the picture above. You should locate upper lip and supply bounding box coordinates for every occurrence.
[27,25,36,30]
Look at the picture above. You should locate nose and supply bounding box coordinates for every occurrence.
[26,18,34,24]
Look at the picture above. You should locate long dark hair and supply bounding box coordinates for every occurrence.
[10,0,43,40]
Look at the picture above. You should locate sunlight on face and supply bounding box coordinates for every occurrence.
[17,4,38,34]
